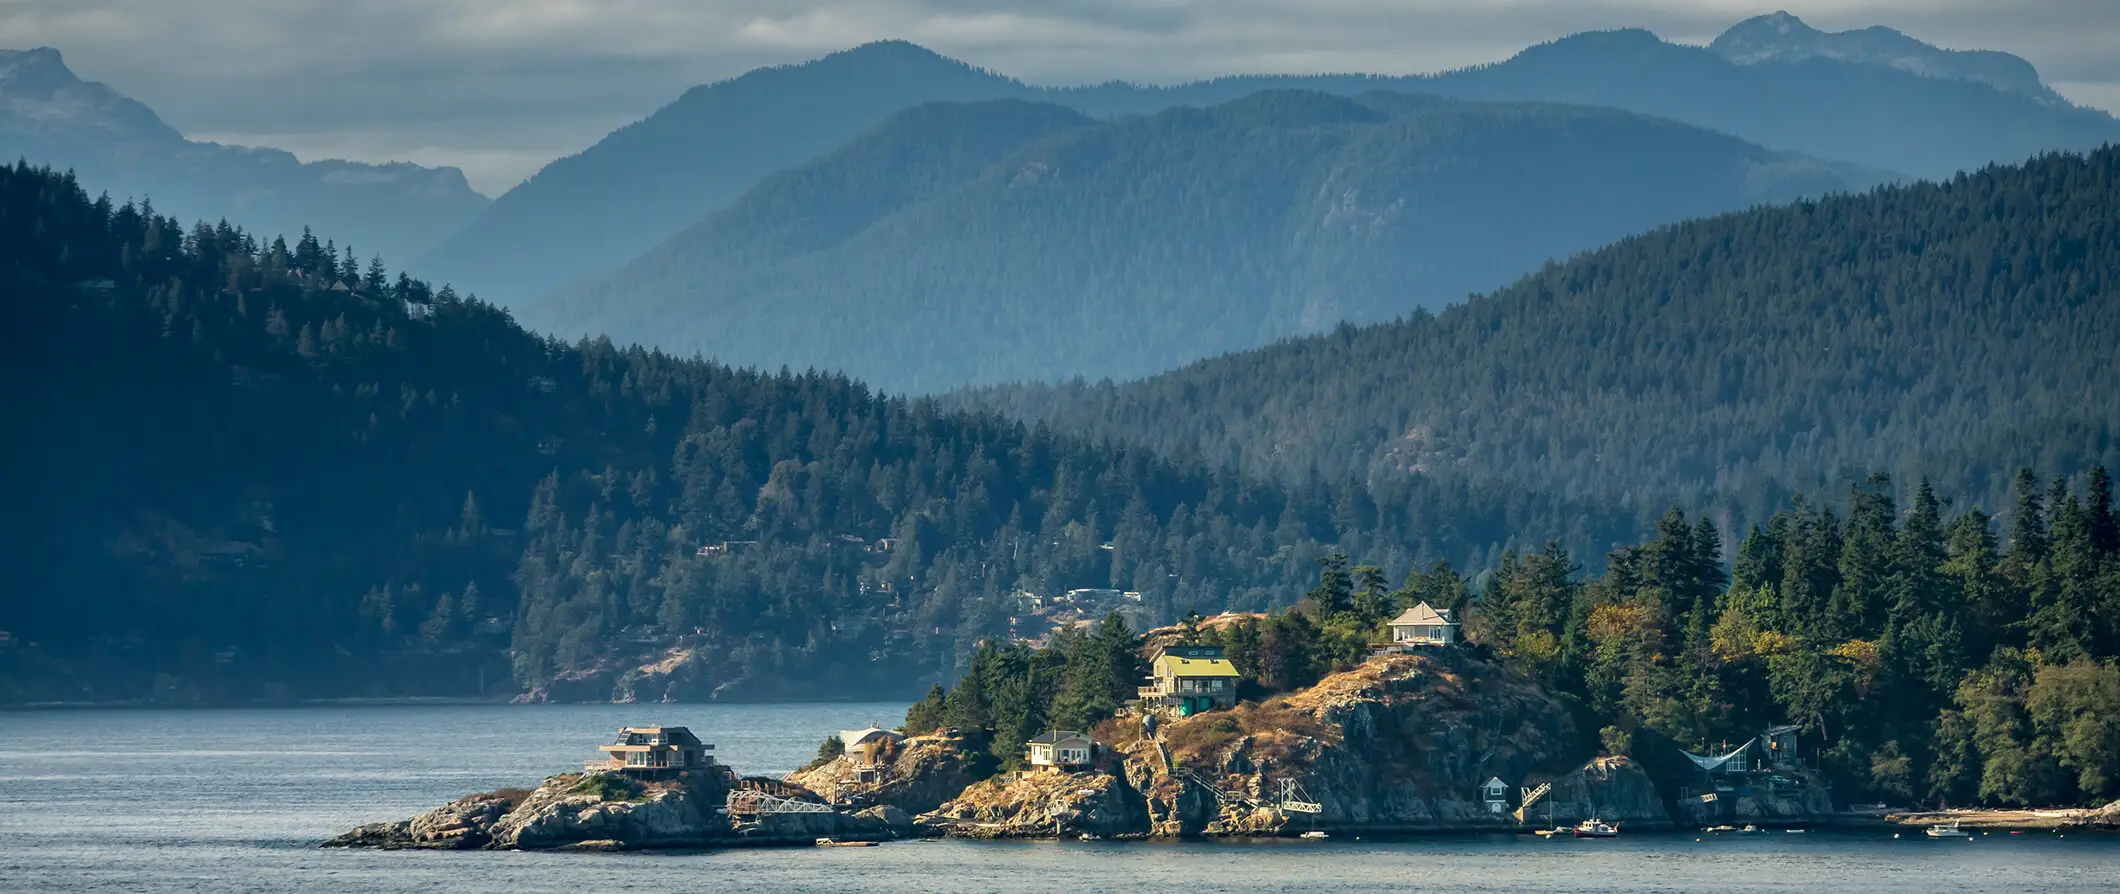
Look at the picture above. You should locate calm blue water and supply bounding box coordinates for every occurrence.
[1,704,2115,892]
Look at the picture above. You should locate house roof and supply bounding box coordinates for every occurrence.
[1388,602,1457,628]
[838,726,904,749]
[610,726,704,747]
[1026,730,1091,746]
[1154,653,1242,678]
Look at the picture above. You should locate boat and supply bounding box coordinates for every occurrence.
[1924,822,1965,839]
[1299,831,1330,840]
[1078,833,1102,842]
[1785,829,1808,834]
[814,838,878,847]
[1572,819,1619,839]
[1740,824,1762,834]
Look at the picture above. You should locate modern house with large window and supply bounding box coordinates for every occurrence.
[584,726,715,778]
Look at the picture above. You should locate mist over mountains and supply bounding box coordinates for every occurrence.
[414,14,2117,310]
[0,48,489,266]
[535,90,1872,392]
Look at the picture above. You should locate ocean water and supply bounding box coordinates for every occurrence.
[1,704,2115,893]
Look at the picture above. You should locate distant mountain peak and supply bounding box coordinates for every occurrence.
[0,45,180,142]
[1709,11,2060,103]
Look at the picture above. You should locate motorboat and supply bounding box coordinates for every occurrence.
[1299,831,1330,840]
[1572,819,1620,838]
[1924,822,1965,839]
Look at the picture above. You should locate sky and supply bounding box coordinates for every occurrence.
[4,0,2118,195]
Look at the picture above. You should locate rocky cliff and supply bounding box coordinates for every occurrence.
[919,769,1150,838]
[920,651,1672,839]
[784,732,979,815]
[1121,651,1640,835]
[325,768,899,851]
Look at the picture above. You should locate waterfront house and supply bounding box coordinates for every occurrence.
[585,726,715,778]
[1386,602,1458,648]
[838,726,905,782]
[1481,777,1510,814]
[1138,643,1242,715]
[1026,730,1094,771]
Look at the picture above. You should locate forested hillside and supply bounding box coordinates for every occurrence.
[0,47,488,266]
[0,163,1648,705]
[540,90,1862,393]
[919,471,2120,809]
[970,146,2120,527]
[416,15,2116,306]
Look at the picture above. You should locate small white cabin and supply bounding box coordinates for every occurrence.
[1026,730,1094,771]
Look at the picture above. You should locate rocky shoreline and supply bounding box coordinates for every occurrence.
[324,651,2118,852]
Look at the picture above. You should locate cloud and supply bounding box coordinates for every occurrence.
[3,0,2116,194]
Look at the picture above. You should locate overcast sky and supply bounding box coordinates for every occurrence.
[5,0,2117,194]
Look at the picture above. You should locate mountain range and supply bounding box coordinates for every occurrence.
[534,90,1873,392]
[962,144,2120,525]
[415,13,2118,309]
[0,47,489,265]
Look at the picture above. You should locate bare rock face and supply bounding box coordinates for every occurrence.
[920,770,1149,838]
[785,732,979,815]
[325,766,904,850]
[485,774,714,849]
[1123,651,1607,835]
[1523,756,1670,829]
[322,791,518,849]
[1670,767,1835,827]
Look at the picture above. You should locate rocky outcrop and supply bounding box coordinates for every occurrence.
[920,769,1149,838]
[785,732,979,815]
[323,790,520,849]
[1669,768,1835,828]
[1523,756,1671,829]
[485,775,716,849]
[1120,651,1600,836]
[326,767,899,851]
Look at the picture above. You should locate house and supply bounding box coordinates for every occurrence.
[1138,643,1242,715]
[585,726,715,778]
[1481,777,1510,814]
[1386,602,1458,648]
[838,726,904,782]
[1759,724,1802,768]
[1026,730,1094,771]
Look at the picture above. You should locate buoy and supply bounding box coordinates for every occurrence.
[1892,833,1900,839]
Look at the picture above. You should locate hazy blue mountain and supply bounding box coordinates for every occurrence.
[536,91,1873,393]
[0,47,488,265]
[411,42,1034,309]
[419,17,2116,312]
[1708,10,2063,103]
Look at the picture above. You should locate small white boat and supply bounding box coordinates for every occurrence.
[1925,822,1965,839]
[1299,831,1330,840]
[815,837,877,847]
[1078,833,1102,842]
[1740,824,1762,834]
[1572,819,1619,839]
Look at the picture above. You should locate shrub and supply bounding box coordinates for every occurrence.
[571,773,641,802]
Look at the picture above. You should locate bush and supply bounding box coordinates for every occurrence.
[571,773,641,802]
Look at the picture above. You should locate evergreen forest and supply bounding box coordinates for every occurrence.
[0,162,1643,704]
[913,471,2120,809]
[971,145,2120,530]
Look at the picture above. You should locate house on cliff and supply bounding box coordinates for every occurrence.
[1026,730,1094,772]
[1385,602,1458,649]
[1138,643,1241,715]
[585,726,715,778]
[838,726,905,782]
